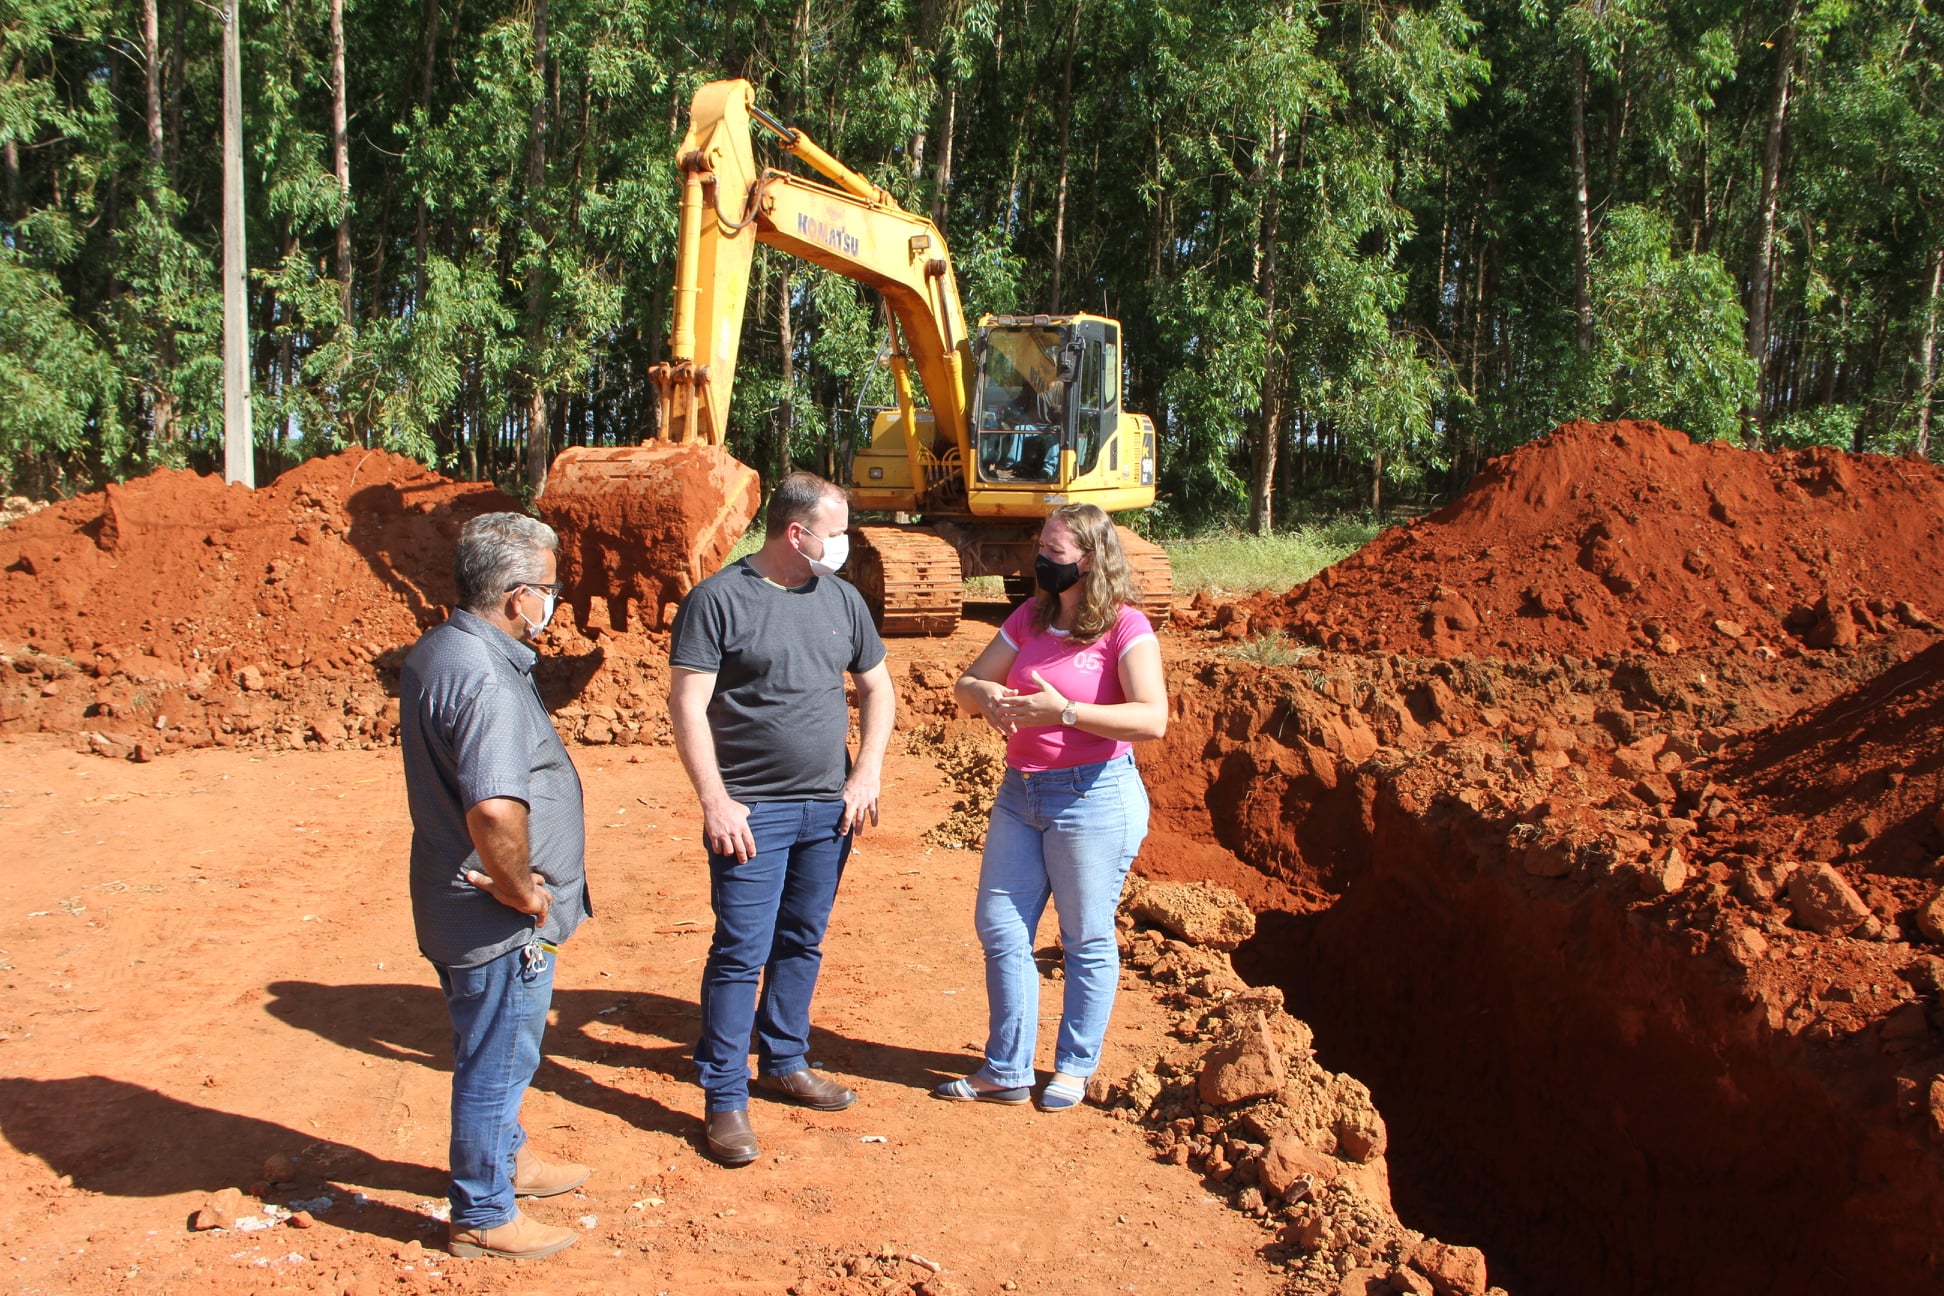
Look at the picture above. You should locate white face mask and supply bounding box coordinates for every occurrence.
[798,528,849,576]
[517,587,558,638]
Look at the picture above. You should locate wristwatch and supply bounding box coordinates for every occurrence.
[1060,701,1079,726]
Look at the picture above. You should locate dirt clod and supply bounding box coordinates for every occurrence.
[1407,1240,1488,1296]
[189,1186,246,1231]
[1198,1011,1286,1106]
[1787,862,1874,935]
[1128,879,1257,950]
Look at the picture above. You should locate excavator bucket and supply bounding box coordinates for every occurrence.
[537,443,760,633]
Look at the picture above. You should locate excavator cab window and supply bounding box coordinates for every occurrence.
[1070,321,1119,478]
[975,325,1065,484]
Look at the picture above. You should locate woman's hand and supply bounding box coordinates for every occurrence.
[993,670,1071,730]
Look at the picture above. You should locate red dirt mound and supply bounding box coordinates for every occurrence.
[1715,638,1944,886]
[0,450,518,754]
[1225,420,1944,659]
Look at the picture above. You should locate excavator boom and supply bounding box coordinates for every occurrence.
[654,80,974,469]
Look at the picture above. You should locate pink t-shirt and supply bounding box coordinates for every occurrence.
[998,602,1158,771]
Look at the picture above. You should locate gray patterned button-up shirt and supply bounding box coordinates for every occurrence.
[400,609,590,968]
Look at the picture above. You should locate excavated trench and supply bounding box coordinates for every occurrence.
[1137,664,1942,1296]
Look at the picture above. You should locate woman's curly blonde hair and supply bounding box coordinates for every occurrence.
[1030,503,1142,646]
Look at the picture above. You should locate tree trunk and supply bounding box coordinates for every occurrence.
[1369,451,1383,513]
[2,60,19,220]
[1570,51,1593,354]
[1746,17,1798,447]
[1047,0,1080,313]
[330,0,352,326]
[777,266,794,482]
[1916,245,1943,460]
[143,0,163,164]
[141,0,176,441]
[1247,117,1287,536]
[413,0,438,307]
[523,0,552,497]
[932,77,956,230]
[167,0,184,185]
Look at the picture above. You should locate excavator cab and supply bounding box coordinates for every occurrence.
[969,314,1145,498]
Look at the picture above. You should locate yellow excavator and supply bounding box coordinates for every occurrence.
[539,78,1171,635]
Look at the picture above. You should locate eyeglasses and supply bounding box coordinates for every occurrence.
[505,581,563,597]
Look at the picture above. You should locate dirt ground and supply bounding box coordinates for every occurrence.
[0,656,1289,1296]
[13,421,1944,1294]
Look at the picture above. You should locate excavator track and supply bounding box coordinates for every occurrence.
[849,526,963,636]
[1116,526,1175,627]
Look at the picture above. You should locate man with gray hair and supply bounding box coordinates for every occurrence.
[400,511,592,1261]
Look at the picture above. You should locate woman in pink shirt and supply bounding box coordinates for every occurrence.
[939,503,1167,1110]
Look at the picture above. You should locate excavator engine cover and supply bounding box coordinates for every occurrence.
[537,443,760,634]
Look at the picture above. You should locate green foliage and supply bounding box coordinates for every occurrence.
[1768,404,1860,451]
[0,0,1939,506]
[1581,205,1757,442]
[0,249,127,489]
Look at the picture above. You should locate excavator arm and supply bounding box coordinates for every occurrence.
[651,79,975,496]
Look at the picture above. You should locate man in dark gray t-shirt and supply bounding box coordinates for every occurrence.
[399,513,590,1262]
[668,471,895,1166]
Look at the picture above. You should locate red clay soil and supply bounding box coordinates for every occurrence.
[1715,639,1944,877]
[1143,421,1944,1292]
[14,423,1944,1293]
[0,450,518,755]
[1215,420,1944,658]
[536,443,761,634]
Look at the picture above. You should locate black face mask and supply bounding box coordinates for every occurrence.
[1034,554,1083,595]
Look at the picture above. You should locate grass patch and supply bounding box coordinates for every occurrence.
[1224,631,1318,667]
[1163,517,1384,597]
[726,513,1382,600]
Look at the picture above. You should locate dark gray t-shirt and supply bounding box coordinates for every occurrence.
[400,610,591,968]
[668,558,886,801]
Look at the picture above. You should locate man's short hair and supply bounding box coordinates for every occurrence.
[765,471,846,534]
[454,513,559,614]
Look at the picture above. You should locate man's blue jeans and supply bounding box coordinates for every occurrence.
[433,940,554,1230]
[974,754,1150,1089]
[696,799,852,1113]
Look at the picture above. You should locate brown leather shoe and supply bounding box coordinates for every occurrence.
[705,1108,761,1166]
[448,1210,577,1260]
[513,1148,589,1198]
[756,1067,857,1111]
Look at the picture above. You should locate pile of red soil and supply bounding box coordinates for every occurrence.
[0,451,517,754]
[1220,420,1944,658]
[1713,639,1944,899]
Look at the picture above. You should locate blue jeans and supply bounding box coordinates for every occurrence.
[975,754,1150,1088]
[433,939,555,1230]
[696,799,852,1113]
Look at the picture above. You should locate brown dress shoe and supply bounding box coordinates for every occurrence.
[755,1067,857,1111]
[705,1108,761,1165]
[513,1148,590,1198]
[448,1210,577,1260]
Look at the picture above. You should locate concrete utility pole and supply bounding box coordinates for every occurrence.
[222,0,255,487]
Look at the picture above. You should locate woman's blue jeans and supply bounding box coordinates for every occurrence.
[974,754,1150,1088]
[696,798,852,1113]
[433,939,554,1230]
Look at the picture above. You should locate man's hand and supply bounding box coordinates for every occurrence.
[465,868,553,925]
[464,797,548,925]
[702,795,757,863]
[839,768,881,837]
